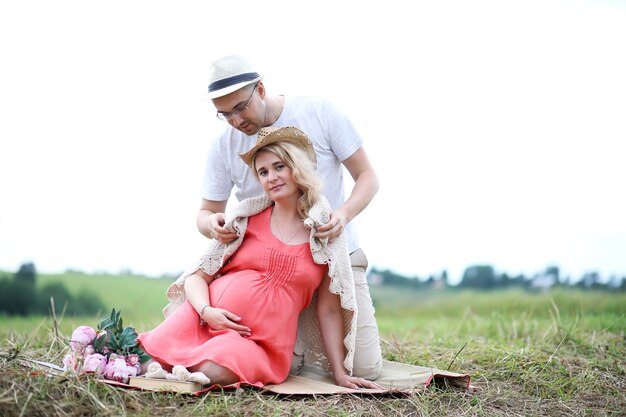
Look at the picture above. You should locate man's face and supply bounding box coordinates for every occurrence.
[212,83,264,136]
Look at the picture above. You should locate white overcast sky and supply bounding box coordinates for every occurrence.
[1,0,625,284]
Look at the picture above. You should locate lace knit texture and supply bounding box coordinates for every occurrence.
[163,195,358,375]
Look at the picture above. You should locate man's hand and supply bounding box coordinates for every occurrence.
[201,306,251,337]
[313,210,347,242]
[208,213,238,243]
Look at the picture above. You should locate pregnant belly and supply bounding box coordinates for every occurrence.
[208,270,299,339]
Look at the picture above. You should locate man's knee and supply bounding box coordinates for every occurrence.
[352,354,382,380]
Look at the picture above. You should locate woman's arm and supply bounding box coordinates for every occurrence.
[184,270,251,336]
[316,273,383,389]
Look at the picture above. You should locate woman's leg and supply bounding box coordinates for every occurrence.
[139,359,172,376]
[139,359,154,375]
[189,360,239,386]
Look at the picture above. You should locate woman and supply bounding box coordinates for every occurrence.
[138,126,381,390]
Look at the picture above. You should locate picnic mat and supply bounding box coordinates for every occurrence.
[263,360,471,395]
[16,357,471,395]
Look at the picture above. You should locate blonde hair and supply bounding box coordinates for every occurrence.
[252,142,322,218]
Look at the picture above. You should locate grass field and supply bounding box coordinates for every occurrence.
[1,272,625,416]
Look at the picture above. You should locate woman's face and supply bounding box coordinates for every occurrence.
[254,150,300,202]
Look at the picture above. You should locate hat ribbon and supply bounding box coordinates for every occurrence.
[208,72,260,93]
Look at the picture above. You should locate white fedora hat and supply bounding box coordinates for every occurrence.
[207,54,263,99]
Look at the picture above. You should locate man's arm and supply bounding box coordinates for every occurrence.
[196,199,238,242]
[315,147,379,240]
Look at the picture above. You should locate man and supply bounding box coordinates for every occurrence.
[197,54,382,379]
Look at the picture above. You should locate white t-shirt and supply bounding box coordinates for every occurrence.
[202,95,363,252]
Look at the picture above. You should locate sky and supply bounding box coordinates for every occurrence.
[1,0,625,285]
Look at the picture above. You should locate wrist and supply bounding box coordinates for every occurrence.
[199,304,211,317]
[198,304,211,327]
[206,219,214,239]
[333,370,349,383]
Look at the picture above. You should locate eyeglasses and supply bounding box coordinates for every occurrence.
[215,83,258,121]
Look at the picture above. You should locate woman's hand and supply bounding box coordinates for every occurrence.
[202,306,251,337]
[335,373,385,390]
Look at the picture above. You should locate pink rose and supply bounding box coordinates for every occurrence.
[84,345,95,356]
[95,331,107,343]
[70,326,96,356]
[104,358,131,383]
[83,353,107,376]
[126,354,140,366]
[108,353,124,363]
[103,360,115,380]
[127,363,139,378]
[62,353,80,372]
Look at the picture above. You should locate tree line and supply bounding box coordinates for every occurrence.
[367,265,626,291]
[0,263,105,316]
[2,261,623,318]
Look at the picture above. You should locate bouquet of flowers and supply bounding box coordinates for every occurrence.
[63,308,151,384]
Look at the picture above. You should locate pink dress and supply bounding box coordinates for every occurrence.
[137,206,327,387]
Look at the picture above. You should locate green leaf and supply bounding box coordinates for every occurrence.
[121,326,137,338]
[138,351,152,363]
[119,335,136,351]
[93,333,106,352]
[84,307,151,361]
[121,330,139,350]
[98,308,120,331]
[107,333,121,352]
[97,318,115,332]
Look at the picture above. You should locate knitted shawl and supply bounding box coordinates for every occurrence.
[163,195,358,375]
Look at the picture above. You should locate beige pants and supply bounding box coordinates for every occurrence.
[291,249,383,379]
[349,248,383,379]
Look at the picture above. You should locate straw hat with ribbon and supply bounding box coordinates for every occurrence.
[239,126,317,167]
